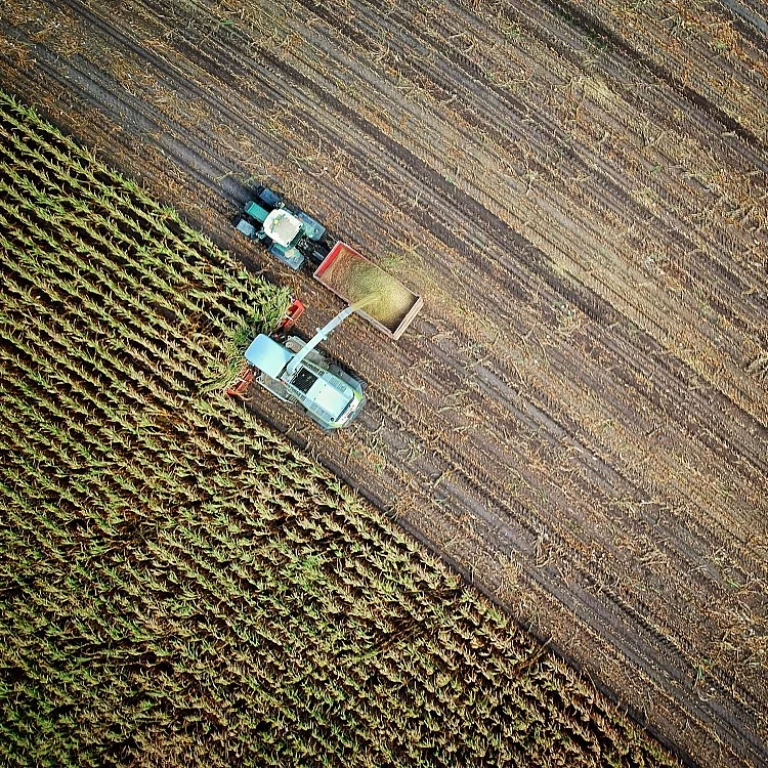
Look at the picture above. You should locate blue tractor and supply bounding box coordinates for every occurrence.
[234,186,331,270]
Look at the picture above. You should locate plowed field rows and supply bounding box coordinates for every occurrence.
[1,1,766,766]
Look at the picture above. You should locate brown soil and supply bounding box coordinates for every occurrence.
[1,1,766,766]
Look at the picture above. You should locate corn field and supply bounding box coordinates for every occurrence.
[0,88,679,767]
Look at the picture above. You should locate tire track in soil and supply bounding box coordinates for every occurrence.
[721,0,768,40]
[514,0,767,151]
[2,2,767,767]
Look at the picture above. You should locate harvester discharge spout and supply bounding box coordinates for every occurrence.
[284,296,379,378]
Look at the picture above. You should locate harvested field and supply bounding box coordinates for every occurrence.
[0,0,767,766]
[0,88,680,768]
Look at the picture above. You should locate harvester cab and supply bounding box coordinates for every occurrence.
[228,299,370,432]
[234,186,330,270]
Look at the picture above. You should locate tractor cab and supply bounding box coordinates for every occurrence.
[234,186,329,270]
[262,208,302,247]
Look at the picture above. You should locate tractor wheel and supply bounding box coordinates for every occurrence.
[257,186,282,208]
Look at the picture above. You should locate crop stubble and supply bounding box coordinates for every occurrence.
[0,0,766,767]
